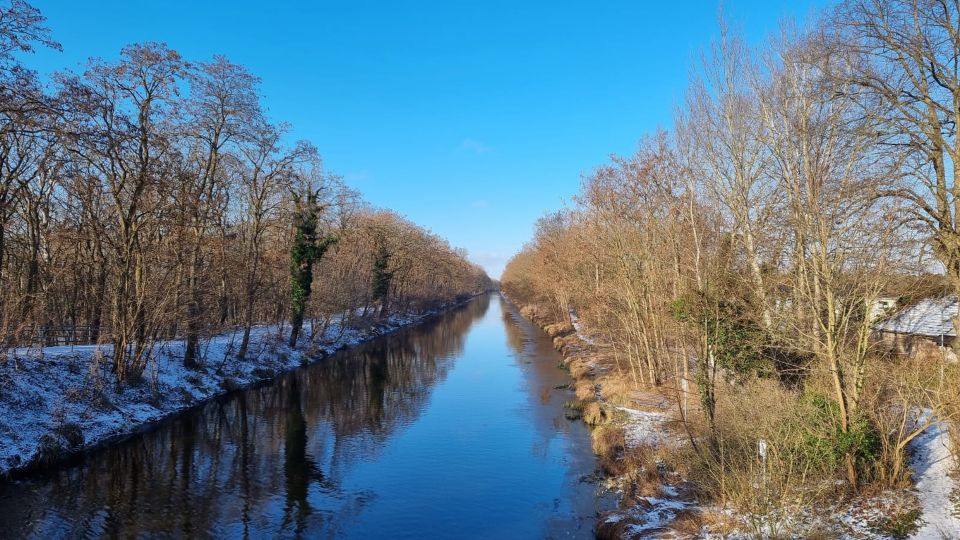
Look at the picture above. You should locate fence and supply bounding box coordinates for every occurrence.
[3,324,108,348]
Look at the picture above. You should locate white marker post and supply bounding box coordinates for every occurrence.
[758,438,768,487]
[680,378,689,420]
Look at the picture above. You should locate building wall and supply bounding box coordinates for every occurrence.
[880,331,957,362]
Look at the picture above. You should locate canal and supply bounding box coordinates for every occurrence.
[0,294,613,538]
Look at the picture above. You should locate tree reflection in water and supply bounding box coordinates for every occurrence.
[0,296,490,538]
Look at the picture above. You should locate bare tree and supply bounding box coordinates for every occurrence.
[58,43,186,381]
[0,2,490,391]
[836,0,960,344]
[0,0,58,347]
[681,22,777,331]
[760,27,907,487]
[234,125,304,359]
[179,56,260,367]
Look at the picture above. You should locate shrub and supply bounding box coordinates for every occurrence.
[251,367,275,379]
[57,422,84,449]
[670,292,771,379]
[683,379,848,527]
[872,508,921,539]
[35,421,84,466]
[797,391,880,479]
[35,433,64,465]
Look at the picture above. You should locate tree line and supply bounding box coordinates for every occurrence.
[0,1,490,382]
[502,0,959,510]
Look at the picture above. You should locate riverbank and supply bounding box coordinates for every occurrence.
[502,294,959,539]
[0,298,475,478]
[500,294,699,537]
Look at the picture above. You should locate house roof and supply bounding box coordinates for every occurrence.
[875,295,958,338]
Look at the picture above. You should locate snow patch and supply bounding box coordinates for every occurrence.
[908,415,960,538]
[616,406,675,449]
[568,308,597,345]
[603,486,694,539]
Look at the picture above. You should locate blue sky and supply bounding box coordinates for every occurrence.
[30,0,831,278]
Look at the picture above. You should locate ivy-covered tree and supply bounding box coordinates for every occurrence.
[371,233,393,317]
[288,192,336,347]
[670,288,766,436]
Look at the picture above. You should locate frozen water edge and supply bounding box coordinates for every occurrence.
[0,300,471,477]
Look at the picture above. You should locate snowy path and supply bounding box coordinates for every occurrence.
[910,418,959,539]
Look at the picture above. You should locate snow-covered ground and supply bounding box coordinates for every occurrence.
[698,416,960,540]
[604,484,694,539]
[568,308,597,345]
[606,403,957,539]
[908,416,960,538]
[0,305,458,477]
[698,491,919,539]
[600,403,695,538]
[616,405,676,449]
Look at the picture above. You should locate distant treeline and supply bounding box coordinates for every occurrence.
[0,1,490,381]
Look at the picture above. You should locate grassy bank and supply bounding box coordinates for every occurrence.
[504,294,957,539]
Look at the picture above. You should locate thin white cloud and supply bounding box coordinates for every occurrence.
[458,138,491,154]
[470,250,509,279]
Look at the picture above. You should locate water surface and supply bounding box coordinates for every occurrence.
[0,294,612,538]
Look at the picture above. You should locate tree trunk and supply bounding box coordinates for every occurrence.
[183,245,202,368]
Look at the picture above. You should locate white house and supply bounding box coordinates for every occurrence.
[875,295,957,354]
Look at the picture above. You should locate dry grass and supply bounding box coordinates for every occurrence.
[567,357,592,379]
[695,508,740,537]
[518,305,541,322]
[594,375,634,405]
[621,445,674,500]
[675,377,851,534]
[573,379,595,401]
[543,321,573,337]
[592,424,626,475]
[583,401,608,426]
[594,517,633,540]
[513,300,952,539]
[669,507,708,537]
